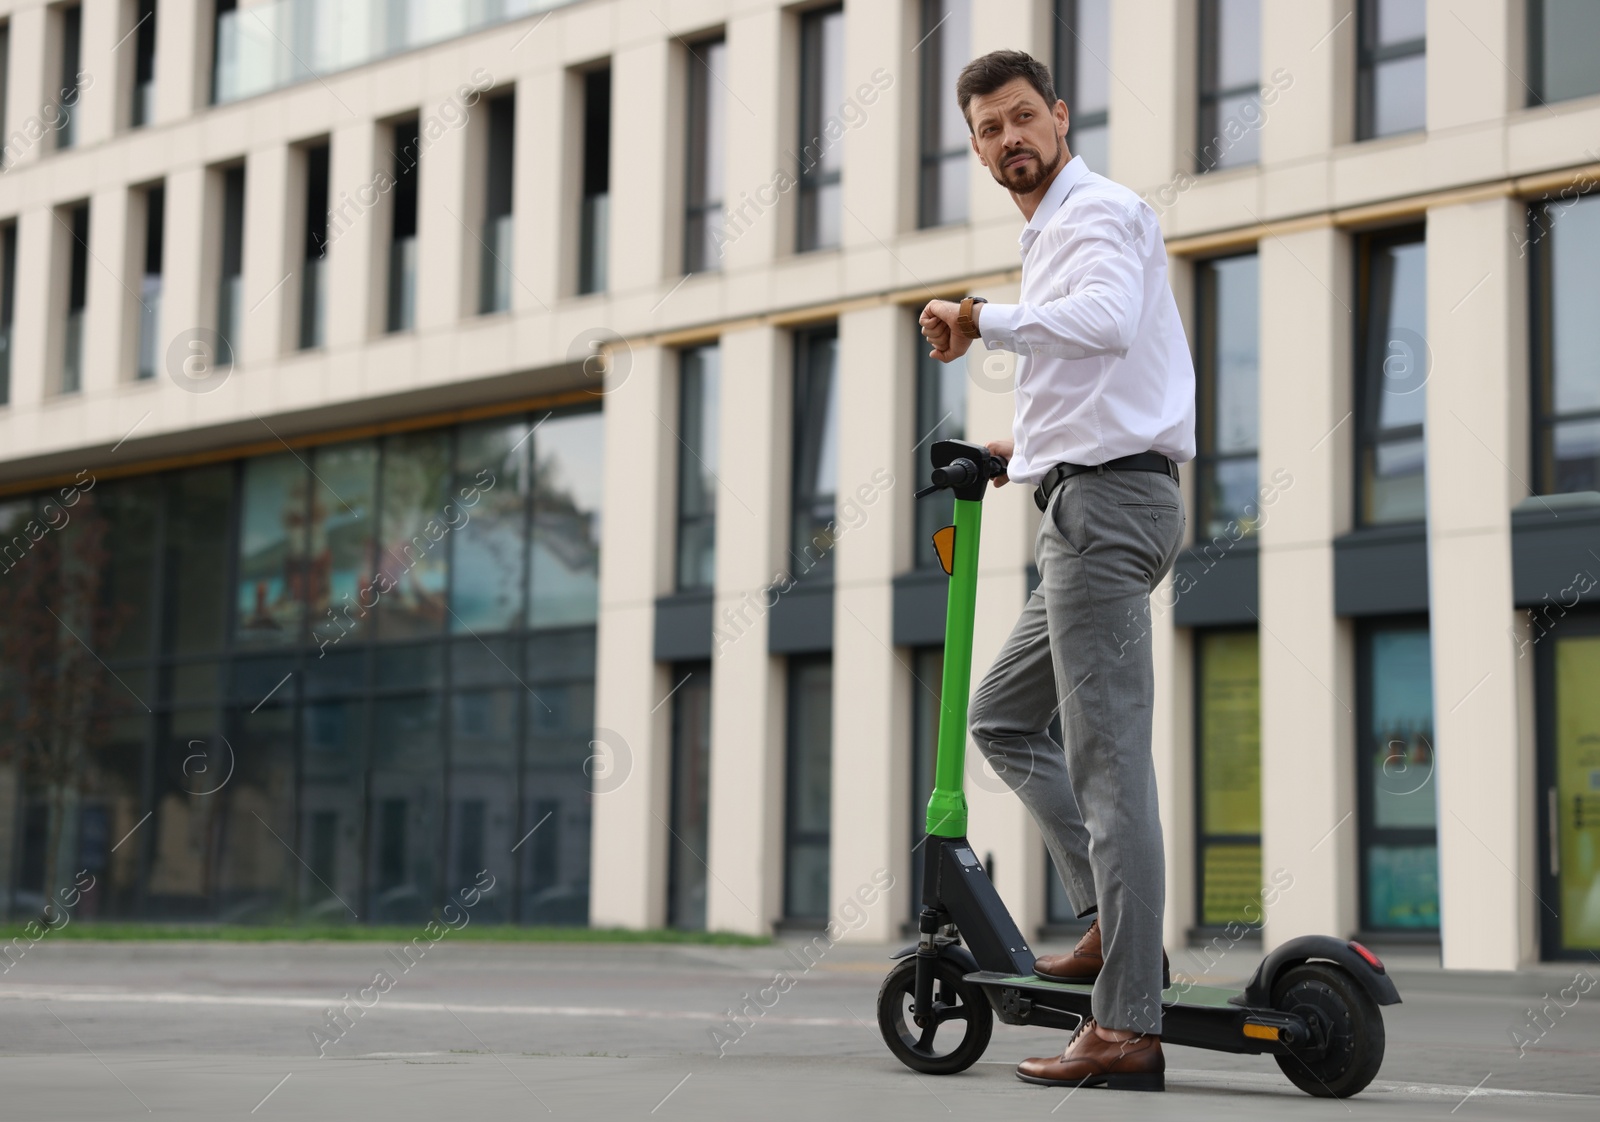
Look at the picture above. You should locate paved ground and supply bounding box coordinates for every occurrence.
[1,935,1596,1120]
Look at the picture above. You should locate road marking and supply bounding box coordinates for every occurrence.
[0,987,867,1028]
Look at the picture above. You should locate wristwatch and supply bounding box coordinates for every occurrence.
[956,296,987,340]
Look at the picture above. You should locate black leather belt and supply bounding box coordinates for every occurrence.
[1032,451,1180,512]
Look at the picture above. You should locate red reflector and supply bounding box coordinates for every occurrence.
[1348,940,1385,973]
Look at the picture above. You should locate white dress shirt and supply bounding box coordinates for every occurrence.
[978,155,1196,487]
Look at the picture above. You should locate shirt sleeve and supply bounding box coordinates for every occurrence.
[980,203,1149,360]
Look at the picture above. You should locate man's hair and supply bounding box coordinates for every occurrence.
[955,50,1058,130]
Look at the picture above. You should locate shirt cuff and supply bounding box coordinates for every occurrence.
[978,302,1021,351]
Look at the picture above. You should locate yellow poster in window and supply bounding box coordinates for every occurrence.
[1201,632,1262,836]
[1557,635,1600,952]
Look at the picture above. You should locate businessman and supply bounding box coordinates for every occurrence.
[919,49,1194,1091]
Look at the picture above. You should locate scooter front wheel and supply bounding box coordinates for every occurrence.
[877,953,994,1075]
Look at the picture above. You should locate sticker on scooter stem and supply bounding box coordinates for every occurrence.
[931,525,956,576]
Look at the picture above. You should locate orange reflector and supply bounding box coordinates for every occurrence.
[1242,1023,1280,1041]
[931,525,957,576]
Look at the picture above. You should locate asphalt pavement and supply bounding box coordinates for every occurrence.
[1,936,1596,1120]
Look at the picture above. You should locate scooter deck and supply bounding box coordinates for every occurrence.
[964,971,1308,1055]
[970,972,1243,1008]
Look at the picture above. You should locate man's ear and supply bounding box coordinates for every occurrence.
[1056,98,1071,138]
[970,131,986,166]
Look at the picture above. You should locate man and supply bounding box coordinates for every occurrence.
[919,50,1194,1091]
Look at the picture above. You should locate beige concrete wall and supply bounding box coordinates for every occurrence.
[590,343,675,929]
[705,323,789,935]
[1257,223,1358,949]
[830,303,913,941]
[1425,194,1535,970]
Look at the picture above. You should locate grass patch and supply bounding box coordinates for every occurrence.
[0,922,770,945]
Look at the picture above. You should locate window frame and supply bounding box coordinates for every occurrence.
[1352,223,1428,528]
[675,343,720,592]
[684,35,728,274]
[1191,626,1264,931]
[1528,192,1600,496]
[1192,248,1261,541]
[1195,0,1261,174]
[1052,0,1109,168]
[1356,0,1426,141]
[797,4,845,253]
[1354,615,1439,936]
[916,0,971,229]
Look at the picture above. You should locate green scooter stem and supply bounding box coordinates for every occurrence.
[925,495,983,838]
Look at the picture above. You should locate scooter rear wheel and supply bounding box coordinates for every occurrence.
[877,954,994,1075]
[1271,962,1386,1098]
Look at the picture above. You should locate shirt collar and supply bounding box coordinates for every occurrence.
[1019,154,1088,255]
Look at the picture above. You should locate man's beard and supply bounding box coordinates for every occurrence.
[993,132,1066,193]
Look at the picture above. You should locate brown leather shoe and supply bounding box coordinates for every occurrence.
[1016,1017,1165,1091]
[1033,919,1171,988]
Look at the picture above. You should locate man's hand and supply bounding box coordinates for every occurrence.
[919,299,972,363]
[985,439,1013,487]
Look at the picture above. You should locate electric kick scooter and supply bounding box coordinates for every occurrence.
[875,438,1400,1098]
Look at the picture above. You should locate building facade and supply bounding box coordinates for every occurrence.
[0,0,1595,970]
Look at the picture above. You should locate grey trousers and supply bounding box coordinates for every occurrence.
[969,467,1184,1035]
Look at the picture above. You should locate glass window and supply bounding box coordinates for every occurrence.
[450,419,530,633]
[448,687,518,922]
[798,6,844,252]
[217,166,245,367]
[300,143,330,348]
[528,410,603,628]
[367,694,443,922]
[1053,0,1110,173]
[166,466,234,656]
[1531,191,1600,494]
[377,430,452,639]
[914,327,966,567]
[1529,0,1600,106]
[308,440,379,648]
[62,203,88,394]
[1196,0,1260,172]
[100,479,161,661]
[677,345,720,590]
[918,0,972,228]
[131,0,157,127]
[1194,252,1260,540]
[1196,630,1262,927]
[1357,0,1425,140]
[668,662,713,930]
[480,93,515,314]
[301,697,365,921]
[214,701,296,921]
[1358,621,1438,931]
[684,37,727,273]
[1355,229,1427,525]
[56,3,81,149]
[138,186,164,380]
[387,117,420,332]
[522,636,597,925]
[0,222,15,403]
[792,324,839,576]
[1547,627,1600,953]
[578,67,611,295]
[235,454,310,647]
[785,655,832,920]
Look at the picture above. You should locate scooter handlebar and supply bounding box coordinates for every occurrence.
[915,452,1006,499]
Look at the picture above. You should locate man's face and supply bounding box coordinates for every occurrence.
[967,77,1070,194]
